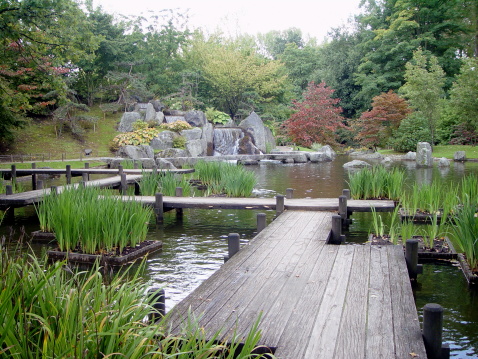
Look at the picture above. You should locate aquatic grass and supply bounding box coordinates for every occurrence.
[460,174,478,205]
[450,199,478,271]
[35,187,153,254]
[370,207,385,238]
[0,249,274,358]
[348,165,404,200]
[140,171,192,196]
[420,213,441,248]
[399,220,418,244]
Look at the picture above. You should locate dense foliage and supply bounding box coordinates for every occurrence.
[1,0,477,152]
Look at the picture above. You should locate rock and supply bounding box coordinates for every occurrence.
[185,139,206,157]
[155,158,176,169]
[117,145,154,159]
[156,148,188,158]
[163,109,186,116]
[238,159,259,165]
[351,152,383,160]
[118,112,141,132]
[238,112,275,153]
[416,142,433,167]
[319,145,336,161]
[138,158,155,168]
[454,151,466,161]
[283,158,295,164]
[343,160,372,169]
[239,135,261,155]
[403,151,416,160]
[155,111,165,124]
[133,103,148,113]
[271,153,308,163]
[309,152,329,162]
[144,103,156,122]
[150,131,176,150]
[185,110,207,127]
[181,128,202,141]
[149,100,165,112]
[165,116,185,124]
[381,156,393,164]
[438,157,450,167]
[202,122,214,156]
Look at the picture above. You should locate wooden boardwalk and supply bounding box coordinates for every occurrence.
[0,175,142,208]
[166,211,426,358]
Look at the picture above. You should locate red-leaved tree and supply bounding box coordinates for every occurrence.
[284,82,346,147]
[354,90,411,149]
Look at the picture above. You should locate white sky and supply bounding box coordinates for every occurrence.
[93,0,362,42]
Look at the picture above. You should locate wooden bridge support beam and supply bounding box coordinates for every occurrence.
[224,233,240,263]
[257,213,266,234]
[405,239,423,281]
[155,193,164,223]
[330,215,345,244]
[423,303,450,359]
[149,288,166,322]
[175,187,183,218]
[276,195,285,216]
[31,163,37,190]
[286,188,294,199]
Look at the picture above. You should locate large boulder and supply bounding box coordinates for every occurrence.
[238,112,275,153]
[156,148,188,158]
[144,103,157,122]
[185,139,206,157]
[416,142,433,167]
[149,100,165,112]
[309,152,329,162]
[239,135,261,155]
[343,160,372,169]
[185,110,207,127]
[181,127,202,141]
[156,158,176,169]
[155,111,165,125]
[438,157,450,167]
[403,151,416,161]
[150,131,176,150]
[118,112,141,132]
[202,122,215,156]
[454,151,466,161]
[117,145,154,159]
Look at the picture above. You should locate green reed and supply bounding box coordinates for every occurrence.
[348,166,404,200]
[370,207,386,238]
[140,171,192,196]
[460,174,478,205]
[35,187,153,254]
[399,220,418,244]
[450,198,478,271]
[0,250,273,358]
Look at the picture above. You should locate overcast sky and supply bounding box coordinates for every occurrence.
[92,0,362,41]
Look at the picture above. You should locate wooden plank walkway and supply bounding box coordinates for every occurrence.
[0,175,142,208]
[166,210,426,358]
[121,195,395,212]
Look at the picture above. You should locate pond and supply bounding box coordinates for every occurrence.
[1,155,477,357]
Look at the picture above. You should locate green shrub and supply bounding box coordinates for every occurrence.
[112,127,160,149]
[205,107,231,125]
[391,113,432,152]
[160,120,192,132]
[173,135,187,149]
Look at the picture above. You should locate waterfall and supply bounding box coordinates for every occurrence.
[213,128,244,156]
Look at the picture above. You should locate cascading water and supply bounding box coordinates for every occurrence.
[213,128,244,155]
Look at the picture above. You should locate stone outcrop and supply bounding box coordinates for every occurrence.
[416,142,433,167]
[438,157,450,167]
[118,112,142,132]
[117,145,154,159]
[343,160,372,169]
[238,112,275,153]
[454,151,466,161]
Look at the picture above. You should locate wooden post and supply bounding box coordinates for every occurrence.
[342,188,351,200]
[133,160,138,169]
[155,193,164,223]
[80,152,83,161]
[51,186,58,195]
[224,233,240,262]
[148,288,166,322]
[61,153,64,162]
[120,173,127,195]
[339,195,348,221]
[37,180,43,190]
[134,182,141,195]
[66,165,71,185]
[276,194,285,215]
[79,181,86,188]
[175,187,183,217]
[257,213,266,234]
[152,166,157,175]
[405,239,423,280]
[84,162,90,181]
[31,163,37,190]
[118,164,124,176]
[82,172,89,182]
[330,215,345,244]
[11,164,16,183]
[286,188,294,199]
[5,185,13,195]
[423,303,450,359]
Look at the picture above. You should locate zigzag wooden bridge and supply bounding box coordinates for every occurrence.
[165,210,431,358]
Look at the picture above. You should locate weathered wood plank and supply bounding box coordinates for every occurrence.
[388,245,427,358]
[365,245,395,359]
[333,245,371,359]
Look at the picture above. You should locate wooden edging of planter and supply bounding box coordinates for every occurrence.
[47,240,162,266]
[31,230,56,243]
[457,253,478,285]
[399,208,443,224]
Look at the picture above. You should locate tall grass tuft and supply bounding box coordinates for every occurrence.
[348,166,404,200]
[450,198,478,272]
[35,186,153,254]
[139,171,192,196]
[0,250,273,358]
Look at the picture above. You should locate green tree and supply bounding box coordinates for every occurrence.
[392,113,432,152]
[257,28,304,60]
[399,48,445,145]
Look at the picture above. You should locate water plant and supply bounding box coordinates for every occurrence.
[348,165,404,200]
[0,250,273,358]
[460,174,478,205]
[370,207,386,238]
[450,199,478,272]
[35,187,153,254]
[140,171,192,197]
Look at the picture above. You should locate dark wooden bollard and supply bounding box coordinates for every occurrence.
[31,163,37,190]
[286,188,294,199]
[66,165,72,185]
[339,195,348,221]
[84,162,90,181]
[5,185,13,195]
[37,180,43,190]
[342,188,351,200]
[134,182,141,195]
[224,233,240,263]
[175,187,183,217]
[82,172,89,182]
[11,164,16,183]
[155,193,164,223]
[405,239,423,280]
[276,194,285,215]
[257,213,266,233]
[149,288,166,322]
[120,173,127,195]
[330,215,345,244]
[423,303,450,359]
[118,164,124,176]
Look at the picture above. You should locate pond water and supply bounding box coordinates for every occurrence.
[1,155,478,357]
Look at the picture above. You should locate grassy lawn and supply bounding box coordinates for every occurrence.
[379,145,478,159]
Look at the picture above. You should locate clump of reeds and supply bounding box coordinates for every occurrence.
[0,250,272,358]
[348,166,404,200]
[35,186,152,254]
[140,171,193,197]
[450,198,478,272]
[194,161,257,197]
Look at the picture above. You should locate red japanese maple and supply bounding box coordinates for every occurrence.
[284,82,345,147]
